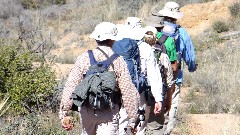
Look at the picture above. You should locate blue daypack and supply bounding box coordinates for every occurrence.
[112,38,148,94]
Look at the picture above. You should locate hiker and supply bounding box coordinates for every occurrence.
[115,18,164,135]
[143,26,175,135]
[144,14,178,90]
[157,2,197,134]
[59,22,140,135]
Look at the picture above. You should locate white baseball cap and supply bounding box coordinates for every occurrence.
[144,26,158,35]
[90,22,119,41]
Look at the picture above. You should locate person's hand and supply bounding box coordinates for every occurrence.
[124,125,137,135]
[61,116,74,131]
[154,102,162,115]
[189,64,198,72]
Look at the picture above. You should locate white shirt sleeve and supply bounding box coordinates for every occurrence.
[138,42,163,102]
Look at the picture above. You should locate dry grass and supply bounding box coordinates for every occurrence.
[184,38,240,114]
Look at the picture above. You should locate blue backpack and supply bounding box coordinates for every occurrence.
[112,38,148,94]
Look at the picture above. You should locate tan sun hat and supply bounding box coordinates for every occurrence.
[143,14,165,28]
[90,22,119,41]
[158,2,183,19]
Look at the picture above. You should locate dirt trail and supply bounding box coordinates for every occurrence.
[174,87,240,135]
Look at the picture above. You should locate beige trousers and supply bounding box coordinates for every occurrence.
[118,92,150,135]
[80,105,120,135]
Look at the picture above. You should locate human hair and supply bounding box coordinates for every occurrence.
[163,16,177,23]
[96,39,115,47]
[143,31,157,46]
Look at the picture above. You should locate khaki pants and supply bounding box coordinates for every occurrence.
[164,84,180,135]
[80,105,120,135]
[118,92,150,135]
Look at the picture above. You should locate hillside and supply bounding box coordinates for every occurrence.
[0,0,239,134]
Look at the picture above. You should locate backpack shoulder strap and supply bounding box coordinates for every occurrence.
[158,34,168,45]
[156,34,167,54]
[88,50,97,66]
[97,47,115,69]
[103,54,119,69]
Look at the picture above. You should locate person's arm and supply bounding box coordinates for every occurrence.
[114,56,140,127]
[179,28,196,72]
[59,53,88,130]
[160,53,175,112]
[140,43,163,114]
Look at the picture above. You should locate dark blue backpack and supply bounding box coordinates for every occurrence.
[112,38,148,93]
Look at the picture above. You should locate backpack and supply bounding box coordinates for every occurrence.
[150,41,167,92]
[70,47,121,111]
[112,38,156,106]
[112,38,148,94]
[162,23,181,42]
[162,23,182,68]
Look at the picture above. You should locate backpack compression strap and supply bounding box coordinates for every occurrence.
[88,50,97,66]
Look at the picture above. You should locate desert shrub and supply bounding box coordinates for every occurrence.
[21,0,40,9]
[184,45,240,114]
[0,42,57,115]
[0,0,23,19]
[55,0,66,5]
[229,2,240,18]
[0,112,80,134]
[21,0,66,9]
[212,20,229,33]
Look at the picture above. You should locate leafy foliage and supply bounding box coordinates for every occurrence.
[0,42,57,115]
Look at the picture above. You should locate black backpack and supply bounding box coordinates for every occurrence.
[71,47,121,111]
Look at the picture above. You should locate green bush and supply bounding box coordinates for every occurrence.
[21,0,40,9]
[212,20,229,33]
[21,0,66,9]
[229,2,240,18]
[0,42,57,115]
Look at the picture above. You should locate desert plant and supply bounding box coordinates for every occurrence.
[229,2,240,18]
[0,0,23,19]
[184,44,240,114]
[0,43,57,115]
[212,20,229,33]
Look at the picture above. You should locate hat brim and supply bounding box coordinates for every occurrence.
[158,9,183,19]
[143,18,165,28]
[90,32,120,41]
